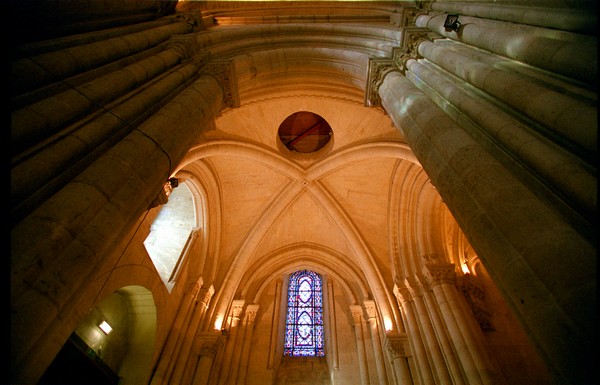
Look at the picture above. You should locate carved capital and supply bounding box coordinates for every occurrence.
[231,299,245,318]
[426,262,456,286]
[176,11,204,32]
[365,57,398,108]
[245,304,259,323]
[197,285,215,307]
[186,276,204,297]
[167,34,200,59]
[385,332,411,359]
[363,300,377,320]
[197,331,223,358]
[392,28,441,74]
[393,283,412,304]
[350,304,364,324]
[390,7,426,27]
[201,60,240,111]
[404,278,423,299]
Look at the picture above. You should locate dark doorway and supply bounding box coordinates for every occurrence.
[37,333,119,385]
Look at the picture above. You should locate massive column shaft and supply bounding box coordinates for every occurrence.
[379,69,595,385]
[10,74,223,384]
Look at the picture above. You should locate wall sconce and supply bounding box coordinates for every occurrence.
[444,14,461,32]
[98,320,113,335]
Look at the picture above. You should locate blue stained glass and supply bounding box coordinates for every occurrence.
[284,270,325,357]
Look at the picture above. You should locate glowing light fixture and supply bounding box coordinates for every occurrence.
[461,258,470,274]
[384,316,393,331]
[99,320,113,335]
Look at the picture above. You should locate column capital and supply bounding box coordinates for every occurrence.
[426,262,456,287]
[200,60,240,111]
[392,28,441,74]
[196,331,224,358]
[385,332,411,359]
[390,6,431,27]
[363,300,378,320]
[350,304,364,324]
[185,276,204,297]
[231,299,245,318]
[197,284,215,307]
[245,304,260,323]
[365,57,399,108]
[393,283,412,304]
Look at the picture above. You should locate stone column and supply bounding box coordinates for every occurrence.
[11,20,194,95]
[415,39,596,154]
[379,69,595,385]
[385,332,413,385]
[417,274,465,385]
[426,262,506,385]
[192,331,225,385]
[236,304,259,385]
[327,281,339,370]
[426,262,493,385]
[12,57,210,217]
[406,278,452,385]
[402,57,595,217]
[393,285,434,385]
[350,305,369,385]
[415,11,596,84]
[177,285,216,385]
[267,280,283,369]
[150,278,203,385]
[363,300,388,385]
[10,74,223,385]
[217,300,245,385]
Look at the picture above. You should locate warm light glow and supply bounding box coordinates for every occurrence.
[383,316,393,331]
[99,320,112,334]
[214,316,223,331]
[461,260,470,274]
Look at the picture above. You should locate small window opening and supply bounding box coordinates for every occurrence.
[278,111,332,153]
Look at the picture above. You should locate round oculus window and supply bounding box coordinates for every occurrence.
[278,111,333,153]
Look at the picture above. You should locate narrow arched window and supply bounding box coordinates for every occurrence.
[144,181,199,292]
[284,270,324,356]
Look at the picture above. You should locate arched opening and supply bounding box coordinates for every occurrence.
[38,286,157,385]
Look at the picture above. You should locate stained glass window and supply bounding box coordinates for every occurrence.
[284,270,324,356]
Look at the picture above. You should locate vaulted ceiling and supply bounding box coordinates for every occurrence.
[170,1,464,320]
